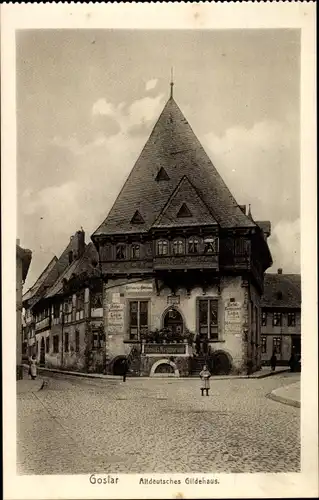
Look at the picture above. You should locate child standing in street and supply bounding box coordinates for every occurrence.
[199,365,211,396]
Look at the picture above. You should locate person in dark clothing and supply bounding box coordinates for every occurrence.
[270,350,277,371]
[121,358,128,382]
[195,335,201,356]
[289,351,296,372]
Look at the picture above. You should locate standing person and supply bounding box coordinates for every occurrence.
[270,350,277,371]
[199,365,211,396]
[29,355,37,380]
[289,350,296,372]
[122,358,128,382]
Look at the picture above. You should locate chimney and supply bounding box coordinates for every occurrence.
[277,268,283,275]
[76,229,85,258]
[16,238,20,246]
[239,205,246,215]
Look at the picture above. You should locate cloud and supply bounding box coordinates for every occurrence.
[145,78,158,91]
[268,219,300,273]
[202,118,300,272]
[91,93,164,135]
[21,103,300,289]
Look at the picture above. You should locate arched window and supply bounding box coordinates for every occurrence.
[116,244,126,260]
[188,236,200,254]
[204,236,218,254]
[131,244,140,259]
[172,239,184,255]
[157,239,168,256]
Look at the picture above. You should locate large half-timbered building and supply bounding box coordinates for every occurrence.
[92,90,273,376]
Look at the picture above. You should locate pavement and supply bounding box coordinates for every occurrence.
[17,371,300,475]
[268,381,300,408]
[21,363,289,382]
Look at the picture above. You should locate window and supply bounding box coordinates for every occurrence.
[288,312,296,327]
[131,210,144,224]
[157,239,168,256]
[261,336,267,354]
[188,236,200,254]
[131,244,140,259]
[261,311,267,326]
[273,337,281,355]
[116,244,126,260]
[53,335,59,353]
[234,237,248,255]
[92,330,105,349]
[129,300,149,340]
[75,331,80,353]
[53,302,61,319]
[64,332,69,352]
[172,239,184,255]
[64,298,73,323]
[198,299,218,339]
[91,291,103,309]
[155,167,170,181]
[46,337,50,353]
[204,237,218,254]
[273,312,282,326]
[76,292,84,311]
[177,203,192,218]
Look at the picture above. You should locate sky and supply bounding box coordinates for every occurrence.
[17,29,300,290]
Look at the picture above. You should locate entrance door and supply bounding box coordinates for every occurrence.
[163,308,184,337]
[40,337,45,366]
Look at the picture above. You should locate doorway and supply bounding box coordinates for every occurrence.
[40,337,45,366]
[163,308,184,337]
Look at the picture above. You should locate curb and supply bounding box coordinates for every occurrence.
[22,364,289,381]
[267,392,300,408]
[17,378,46,394]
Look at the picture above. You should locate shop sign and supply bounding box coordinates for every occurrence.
[125,283,153,293]
[144,344,186,355]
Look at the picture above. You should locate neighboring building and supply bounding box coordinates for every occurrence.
[23,230,105,373]
[16,240,32,379]
[261,269,301,365]
[91,89,273,376]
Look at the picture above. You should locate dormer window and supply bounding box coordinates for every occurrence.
[173,239,184,255]
[116,244,126,260]
[204,236,218,254]
[131,244,140,259]
[157,239,168,256]
[188,236,200,254]
[131,210,144,224]
[155,167,170,181]
[177,203,192,218]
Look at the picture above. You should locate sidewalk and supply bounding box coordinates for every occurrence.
[22,364,289,381]
[268,381,300,408]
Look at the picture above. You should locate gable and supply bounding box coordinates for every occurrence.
[152,175,218,228]
[92,96,255,237]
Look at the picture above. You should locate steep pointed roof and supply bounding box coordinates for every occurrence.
[153,175,218,228]
[23,256,58,303]
[92,96,255,237]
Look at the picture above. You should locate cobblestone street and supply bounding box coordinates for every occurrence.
[17,372,300,475]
